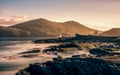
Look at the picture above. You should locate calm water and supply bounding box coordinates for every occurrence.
[0,37,56,56]
[0,37,89,75]
[0,37,56,41]
[0,37,56,75]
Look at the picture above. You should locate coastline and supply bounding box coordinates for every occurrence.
[0,40,58,75]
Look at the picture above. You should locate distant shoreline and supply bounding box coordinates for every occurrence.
[0,37,57,41]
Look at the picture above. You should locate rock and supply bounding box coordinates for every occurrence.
[16,57,120,75]
[21,54,38,58]
[19,49,41,54]
[16,69,30,75]
[33,35,118,44]
[90,48,112,56]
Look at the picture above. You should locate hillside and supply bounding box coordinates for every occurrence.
[100,28,120,37]
[0,26,4,28]
[0,27,31,37]
[0,18,101,37]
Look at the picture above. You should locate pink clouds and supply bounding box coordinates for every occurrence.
[11,15,28,21]
[12,15,28,19]
[0,15,29,26]
[0,9,11,14]
[0,9,29,26]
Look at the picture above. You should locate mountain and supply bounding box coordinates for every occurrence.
[0,18,101,37]
[0,27,31,37]
[100,28,120,37]
[0,26,4,28]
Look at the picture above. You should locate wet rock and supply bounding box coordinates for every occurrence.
[90,48,112,56]
[19,49,40,54]
[16,69,30,75]
[16,57,120,75]
[21,54,38,58]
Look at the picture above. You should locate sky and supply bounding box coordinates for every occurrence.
[0,0,120,31]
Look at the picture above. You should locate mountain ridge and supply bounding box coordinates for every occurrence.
[0,18,102,37]
[100,28,120,37]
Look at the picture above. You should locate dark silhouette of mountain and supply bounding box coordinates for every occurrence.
[0,18,101,37]
[100,28,120,37]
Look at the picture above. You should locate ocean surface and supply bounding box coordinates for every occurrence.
[0,37,57,75]
[0,37,89,75]
[0,37,56,41]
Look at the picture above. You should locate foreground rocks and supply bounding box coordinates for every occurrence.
[16,35,120,75]
[16,57,120,75]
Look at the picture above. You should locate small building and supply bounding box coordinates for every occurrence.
[93,30,99,36]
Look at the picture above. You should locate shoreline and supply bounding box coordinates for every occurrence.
[0,41,58,75]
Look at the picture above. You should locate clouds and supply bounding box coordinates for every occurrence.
[0,9,29,26]
[0,0,120,30]
[0,15,29,26]
[0,9,11,14]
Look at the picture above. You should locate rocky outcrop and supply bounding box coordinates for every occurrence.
[16,57,120,75]
[43,43,80,53]
[90,48,112,56]
[34,35,119,43]
[19,49,41,54]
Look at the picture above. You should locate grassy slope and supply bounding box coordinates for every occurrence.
[0,18,101,37]
[100,28,120,37]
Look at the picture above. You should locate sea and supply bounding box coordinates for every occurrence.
[0,37,89,75]
[0,37,56,75]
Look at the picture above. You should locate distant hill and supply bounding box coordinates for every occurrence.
[0,18,101,37]
[0,26,4,28]
[100,28,120,37]
[0,27,31,37]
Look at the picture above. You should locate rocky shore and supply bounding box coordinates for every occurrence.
[16,56,120,75]
[16,35,120,75]
[33,34,120,44]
